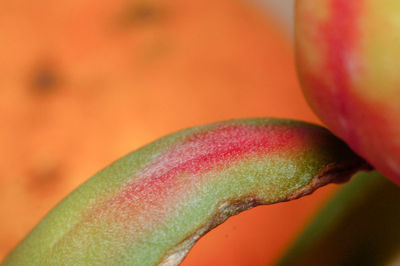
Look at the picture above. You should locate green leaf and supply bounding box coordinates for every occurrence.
[2,119,368,266]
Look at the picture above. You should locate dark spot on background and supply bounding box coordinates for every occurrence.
[119,1,166,27]
[30,63,59,95]
[26,158,64,197]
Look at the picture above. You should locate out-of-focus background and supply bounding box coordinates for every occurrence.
[0,0,343,264]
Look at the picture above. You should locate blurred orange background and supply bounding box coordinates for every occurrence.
[0,0,338,264]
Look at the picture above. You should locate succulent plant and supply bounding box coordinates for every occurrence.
[295,0,400,185]
[3,0,400,265]
[2,119,369,265]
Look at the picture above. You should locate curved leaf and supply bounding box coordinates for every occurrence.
[3,118,369,265]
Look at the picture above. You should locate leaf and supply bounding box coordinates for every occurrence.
[2,118,369,266]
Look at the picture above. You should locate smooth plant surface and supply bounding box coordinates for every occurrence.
[295,0,400,185]
[2,119,368,265]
